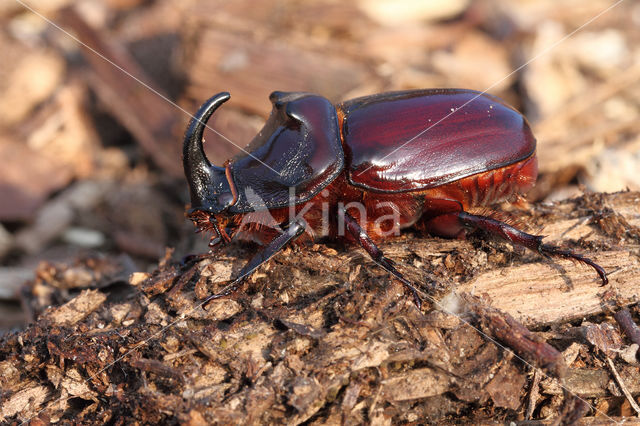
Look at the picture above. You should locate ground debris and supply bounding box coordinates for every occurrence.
[1,192,640,423]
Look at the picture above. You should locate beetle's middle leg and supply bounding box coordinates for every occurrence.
[426,211,608,285]
[202,219,306,306]
[341,209,423,309]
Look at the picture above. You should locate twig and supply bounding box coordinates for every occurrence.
[606,357,640,417]
[614,309,640,347]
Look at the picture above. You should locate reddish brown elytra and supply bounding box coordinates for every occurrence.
[183,89,607,308]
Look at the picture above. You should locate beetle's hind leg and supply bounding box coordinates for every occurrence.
[439,211,608,285]
[341,209,423,309]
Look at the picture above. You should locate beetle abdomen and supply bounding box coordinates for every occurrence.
[339,89,536,193]
[420,154,538,211]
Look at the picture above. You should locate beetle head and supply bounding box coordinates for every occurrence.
[183,92,238,214]
[183,93,239,246]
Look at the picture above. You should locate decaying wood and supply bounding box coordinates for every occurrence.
[457,191,640,327]
[1,191,639,423]
[55,7,183,177]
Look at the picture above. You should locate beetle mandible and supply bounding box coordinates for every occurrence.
[183,89,607,308]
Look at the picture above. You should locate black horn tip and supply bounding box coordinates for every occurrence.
[188,92,231,133]
[183,92,231,166]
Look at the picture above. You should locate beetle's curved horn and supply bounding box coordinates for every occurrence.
[183,92,230,209]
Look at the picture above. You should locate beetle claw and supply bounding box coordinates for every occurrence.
[202,280,243,310]
[208,236,222,249]
[406,283,422,310]
[539,244,608,286]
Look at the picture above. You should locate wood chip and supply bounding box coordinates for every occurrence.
[381,368,452,401]
[0,383,49,422]
[43,289,106,326]
[584,323,623,359]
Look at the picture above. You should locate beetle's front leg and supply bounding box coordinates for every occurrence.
[202,219,306,306]
[178,215,229,269]
[341,209,423,309]
[454,211,608,285]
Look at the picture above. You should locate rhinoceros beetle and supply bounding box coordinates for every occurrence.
[183,89,607,308]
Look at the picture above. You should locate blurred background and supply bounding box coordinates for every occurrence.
[1,0,639,333]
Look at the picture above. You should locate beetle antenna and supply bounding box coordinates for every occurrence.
[183,92,230,209]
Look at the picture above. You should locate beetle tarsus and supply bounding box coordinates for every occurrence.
[455,211,607,285]
[342,210,423,309]
[202,279,244,310]
[538,244,608,285]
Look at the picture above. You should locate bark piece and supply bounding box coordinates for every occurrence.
[542,365,640,397]
[0,383,49,423]
[43,289,106,326]
[56,7,183,177]
[381,368,452,401]
[485,361,527,410]
[584,323,623,359]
